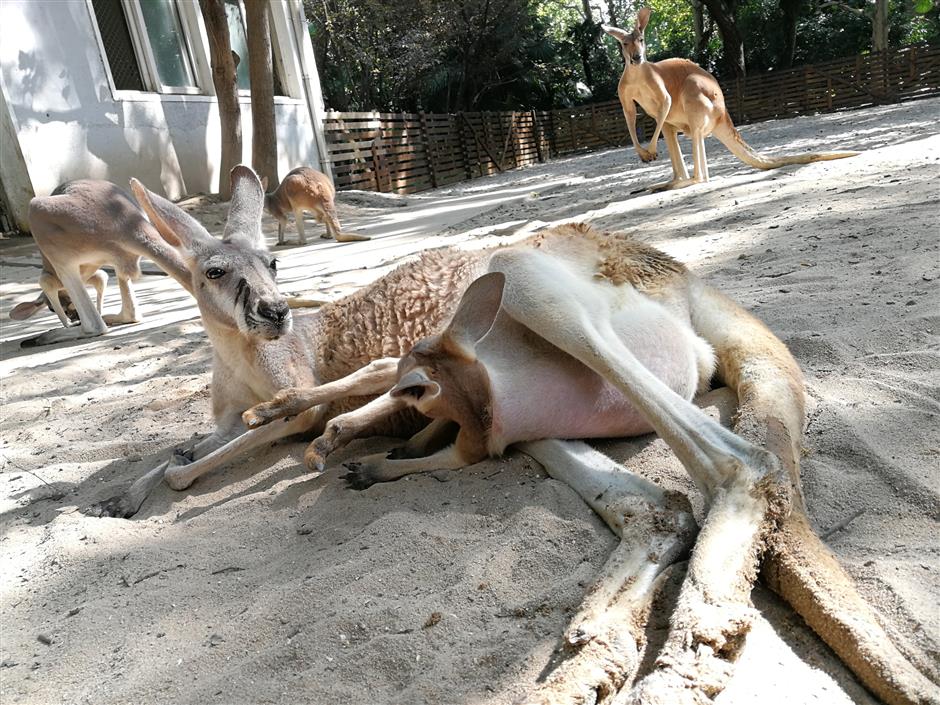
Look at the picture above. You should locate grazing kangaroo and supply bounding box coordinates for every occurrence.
[244,224,937,705]
[14,180,192,347]
[602,8,857,191]
[262,166,369,245]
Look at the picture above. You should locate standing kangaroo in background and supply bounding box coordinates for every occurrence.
[603,8,857,191]
[262,166,369,245]
[13,180,192,347]
[244,224,936,705]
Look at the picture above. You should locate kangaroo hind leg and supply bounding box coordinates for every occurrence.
[516,439,697,705]
[491,248,787,704]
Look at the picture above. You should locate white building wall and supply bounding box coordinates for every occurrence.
[0,0,327,230]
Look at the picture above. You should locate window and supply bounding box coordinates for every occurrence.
[224,0,251,90]
[90,0,200,94]
[90,0,288,97]
[136,0,198,90]
[90,0,145,91]
[224,0,288,96]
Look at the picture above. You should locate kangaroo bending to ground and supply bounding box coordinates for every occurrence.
[244,225,937,705]
[14,180,192,347]
[602,8,857,191]
[262,166,369,245]
[90,165,932,704]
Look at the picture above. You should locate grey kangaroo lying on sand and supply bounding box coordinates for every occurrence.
[13,180,191,347]
[91,164,932,705]
[244,224,937,705]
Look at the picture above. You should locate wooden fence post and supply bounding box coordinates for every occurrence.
[531,109,544,163]
[458,113,474,180]
[419,111,438,189]
[370,112,387,193]
[547,109,557,158]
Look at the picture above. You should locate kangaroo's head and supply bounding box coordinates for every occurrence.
[389,272,505,426]
[603,7,651,66]
[260,176,288,225]
[130,166,291,340]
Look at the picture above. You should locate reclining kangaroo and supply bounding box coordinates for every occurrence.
[262,166,369,245]
[13,180,191,347]
[603,8,857,191]
[244,225,936,705]
[93,166,932,704]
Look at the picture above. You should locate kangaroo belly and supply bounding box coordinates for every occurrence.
[483,300,711,452]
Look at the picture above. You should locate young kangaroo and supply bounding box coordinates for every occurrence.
[244,224,937,705]
[262,166,369,245]
[14,180,192,347]
[603,8,857,191]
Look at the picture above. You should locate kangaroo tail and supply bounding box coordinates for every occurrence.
[712,113,858,170]
[10,293,49,320]
[689,279,939,705]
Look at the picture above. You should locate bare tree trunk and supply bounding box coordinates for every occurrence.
[700,0,746,78]
[605,0,619,27]
[872,0,888,52]
[779,0,802,68]
[245,0,278,188]
[690,0,708,63]
[200,0,242,200]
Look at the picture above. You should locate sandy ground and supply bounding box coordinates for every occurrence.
[1,98,938,705]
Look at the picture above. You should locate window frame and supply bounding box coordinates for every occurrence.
[87,0,303,104]
[124,0,202,94]
[87,0,205,96]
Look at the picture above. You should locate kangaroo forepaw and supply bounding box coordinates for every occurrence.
[243,389,312,428]
[84,494,140,519]
[342,461,379,491]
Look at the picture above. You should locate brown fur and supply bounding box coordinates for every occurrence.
[603,9,856,190]
[264,166,368,243]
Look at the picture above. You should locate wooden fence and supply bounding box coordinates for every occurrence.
[324,43,940,195]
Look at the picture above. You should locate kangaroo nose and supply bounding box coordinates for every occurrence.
[257,300,290,325]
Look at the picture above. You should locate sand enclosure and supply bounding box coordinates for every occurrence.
[1,98,938,704]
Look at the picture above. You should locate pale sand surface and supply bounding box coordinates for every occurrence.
[0,98,938,704]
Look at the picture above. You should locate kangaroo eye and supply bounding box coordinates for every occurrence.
[206,268,226,280]
[269,259,278,272]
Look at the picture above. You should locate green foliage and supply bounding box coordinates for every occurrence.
[304,0,939,112]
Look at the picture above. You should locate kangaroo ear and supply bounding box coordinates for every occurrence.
[130,178,214,253]
[637,7,652,32]
[260,176,269,192]
[10,299,45,320]
[223,165,266,250]
[443,271,505,353]
[601,24,631,43]
[389,368,441,403]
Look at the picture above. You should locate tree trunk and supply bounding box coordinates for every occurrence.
[700,0,746,78]
[690,0,708,64]
[872,0,888,52]
[605,0,619,27]
[245,0,278,188]
[199,0,242,200]
[779,0,802,68]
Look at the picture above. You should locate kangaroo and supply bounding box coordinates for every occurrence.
[602,8,857,191]
[262,166,369,245]
[88,164,462,520]
[14,180,193,347]
[243,224,937,705]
